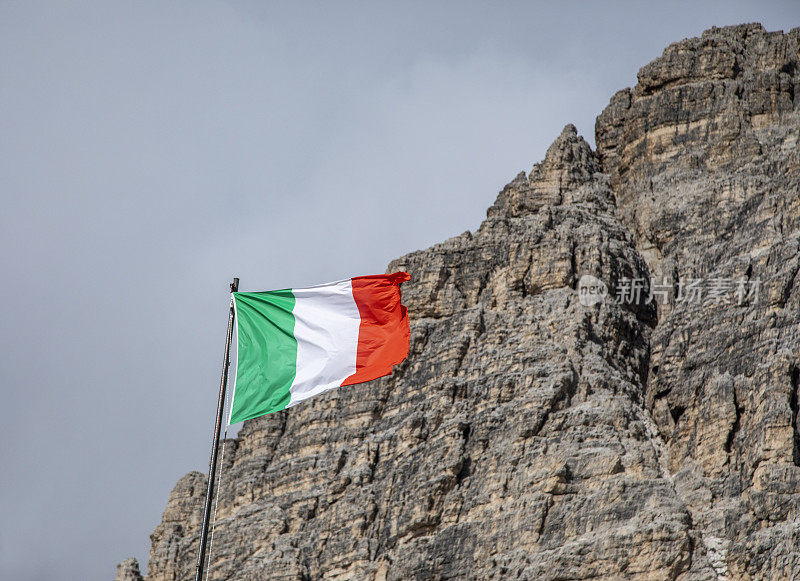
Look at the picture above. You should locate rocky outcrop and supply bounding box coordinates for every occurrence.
[596,23,800,579]
[115,558,143,581]
[122,23,800,580]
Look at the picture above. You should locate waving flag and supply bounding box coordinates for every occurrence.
[229,272,410,423]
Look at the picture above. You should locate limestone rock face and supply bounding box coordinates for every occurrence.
[115,558,143,581]
[122,23,800,580]
[596,23,800,579]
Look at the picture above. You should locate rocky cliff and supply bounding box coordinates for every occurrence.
[122,24,800,580]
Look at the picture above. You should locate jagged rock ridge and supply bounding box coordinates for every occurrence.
[122,23,800,580]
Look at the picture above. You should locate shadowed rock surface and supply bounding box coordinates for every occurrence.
[123,24,800,580]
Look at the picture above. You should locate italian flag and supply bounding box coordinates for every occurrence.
[229,272,411,423]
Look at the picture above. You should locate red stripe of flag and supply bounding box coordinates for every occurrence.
[341,271,411,387]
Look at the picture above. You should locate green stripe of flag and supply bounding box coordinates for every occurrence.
[231,290,296,423]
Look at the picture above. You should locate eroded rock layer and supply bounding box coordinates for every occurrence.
[127,23,800,580]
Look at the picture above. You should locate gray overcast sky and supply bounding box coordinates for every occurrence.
[1,2,798,579]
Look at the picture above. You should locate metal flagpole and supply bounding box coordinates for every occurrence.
[195,277,239,581]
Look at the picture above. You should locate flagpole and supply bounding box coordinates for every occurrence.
[195,277,238,581]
